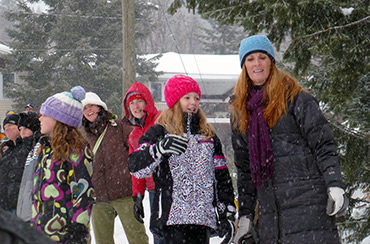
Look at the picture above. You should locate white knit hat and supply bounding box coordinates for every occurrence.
[82,92,108,111]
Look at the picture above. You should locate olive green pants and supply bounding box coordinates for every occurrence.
[91,197,149,244]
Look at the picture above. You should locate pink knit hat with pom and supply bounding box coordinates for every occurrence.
[164,75,201,108]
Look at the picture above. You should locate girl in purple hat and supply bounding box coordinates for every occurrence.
[129,75,235,244]
[31,86,94,244]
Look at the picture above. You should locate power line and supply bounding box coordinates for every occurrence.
[191,54,211,100]
[7,11,121,20]
[157,1,187,75]
[7,47,121,52]
[158,2,209,97]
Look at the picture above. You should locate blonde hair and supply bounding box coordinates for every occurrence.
[231,62,304,133]
[46,121,90,162]
[156,102,215,140]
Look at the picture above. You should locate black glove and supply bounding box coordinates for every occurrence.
[150,226,164,238]
[64,222,88,244]
[217,205,236,244]
[133,193,144,224]
[153,134,188,159]
[218,218,236,244]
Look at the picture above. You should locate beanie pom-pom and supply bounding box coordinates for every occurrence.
[71,86,86,102]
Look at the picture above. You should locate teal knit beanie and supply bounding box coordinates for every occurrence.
[239,35,275,68]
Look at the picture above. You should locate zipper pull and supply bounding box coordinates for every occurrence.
[187,112,192,138]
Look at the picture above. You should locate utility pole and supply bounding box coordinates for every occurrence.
[121,0,136,117]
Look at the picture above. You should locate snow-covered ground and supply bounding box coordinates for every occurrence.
[90,192,224,244]
[353,189,370,244]
[362,236,370,244]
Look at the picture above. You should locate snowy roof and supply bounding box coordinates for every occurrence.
[143,52,241,81]
[142,52,241,98]
[0,44,11,55]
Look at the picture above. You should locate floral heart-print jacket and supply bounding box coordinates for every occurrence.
[31,136,94,243]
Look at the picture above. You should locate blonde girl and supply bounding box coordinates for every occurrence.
[129,75,235,244]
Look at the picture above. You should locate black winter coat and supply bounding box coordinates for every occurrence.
[0,136,35,211]
[0,207,55,244]
[129,121,235,231]
[232,92,343,244]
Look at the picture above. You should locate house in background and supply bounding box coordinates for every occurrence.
[140,52,241,118]
[0,50,241,130]
[139,52,241,170]
[0,43,15,130]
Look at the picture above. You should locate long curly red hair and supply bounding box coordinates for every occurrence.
[49,121,90,162]
[230,62,304,133]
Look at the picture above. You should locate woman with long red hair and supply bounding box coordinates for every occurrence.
[231,35,347,244]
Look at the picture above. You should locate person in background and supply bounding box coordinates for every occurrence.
[230,35,347,244]
[81,92,148,244]
[25,104,36,113]
[129,75,235,244]
[0,130,5,142]
[0,111,14,143]
[31,86,94,243]
[0,207,56,244]
[5,110,15,117]
[17,111,42,222]
[0,112,40,214]
[0,113,23,214]
[122,82,163,244]
[0,132,5,142]
[0,113,20,155]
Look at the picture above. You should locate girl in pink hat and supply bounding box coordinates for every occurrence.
[129,75,235,244]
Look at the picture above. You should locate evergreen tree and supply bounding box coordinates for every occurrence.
[168,0,370,243]
[135,0,207,54]
[168,0,369,133]
[198,19,244,54]
[1,0,159,115]
[0,0,18,43]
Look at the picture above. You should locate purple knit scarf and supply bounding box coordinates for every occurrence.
[247,87,274,188]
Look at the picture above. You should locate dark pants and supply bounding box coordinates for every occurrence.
[149,191,165,244]
[162,224,211,244]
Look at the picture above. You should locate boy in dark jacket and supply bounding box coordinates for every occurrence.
[0,112,40,213]
[17,112,42,221]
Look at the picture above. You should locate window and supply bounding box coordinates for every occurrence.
[1,72,15,99]
[3,73,15,86]
[150,82,163,102]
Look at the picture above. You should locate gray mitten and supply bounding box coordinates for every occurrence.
[326,187,348,217]
[234,215,258,244]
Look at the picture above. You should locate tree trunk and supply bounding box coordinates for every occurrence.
[121,0,136,117]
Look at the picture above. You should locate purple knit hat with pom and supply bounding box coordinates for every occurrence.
[164,74,201,108]
[40,86,86,128]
